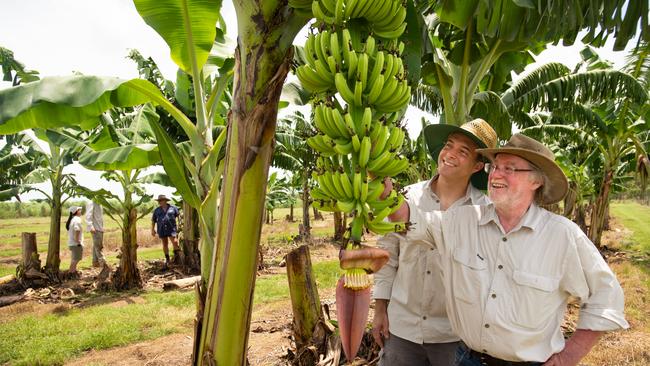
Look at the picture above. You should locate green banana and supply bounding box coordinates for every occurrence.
[356,52,368,91]
[359,135,371,168]
[353,80,363,106]
[333,140,354,155]
[351,134,361,152]
[313,0,335,25]
[338,172,354,199]
[366,51,384,93]
[367,148,395,172]
[374,22,407,39]
[335,72,356,105]
[369,124,389,159]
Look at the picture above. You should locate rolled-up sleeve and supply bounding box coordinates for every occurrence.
[561,231,629,331]
[373,233,400,300]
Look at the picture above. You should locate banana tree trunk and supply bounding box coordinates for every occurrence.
[589,169,613,248]
[313,206,323,220]
[113,194,141,289]
[289,204,294,221]
[333,211,345,242]
[196,13,297,362]
[301,176,311,241]
[44,168,63,279]
[563,181,577,218]
[182,201,200,272]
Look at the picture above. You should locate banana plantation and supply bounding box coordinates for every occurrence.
[0,0,649,365]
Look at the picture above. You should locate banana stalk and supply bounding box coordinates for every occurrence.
[296,0,410,360]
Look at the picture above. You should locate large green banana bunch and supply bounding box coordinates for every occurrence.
[296,0,410,290]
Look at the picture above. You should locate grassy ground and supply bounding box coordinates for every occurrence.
[0,258,340,366]
[609,201,650,254]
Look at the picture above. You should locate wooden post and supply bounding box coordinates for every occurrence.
[286,245,323,350]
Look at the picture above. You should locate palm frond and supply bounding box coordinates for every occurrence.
[510,70,647,112]
[411,84,444,115]
[470,91,512,139]
[502,63,570,107]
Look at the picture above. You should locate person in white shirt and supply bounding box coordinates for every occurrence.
[66,206,84,274]
[85,201,105,267]
[385,134,628,365]
[372,119,497,365]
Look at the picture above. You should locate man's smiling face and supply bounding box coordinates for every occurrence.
[488,154,541,209]
[437,133,483,181]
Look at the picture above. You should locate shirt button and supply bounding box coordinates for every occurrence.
[422,316,427,320]
[491,294,496,299]
[484,324,490,328]
[498,265,503,269]
[502,237,507,242]
[435,199,440,203]
[426,270,431,274]
[482,349,488,353]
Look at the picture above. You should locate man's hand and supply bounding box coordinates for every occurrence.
[90,227,96,233]
[543,329,603,366]
[372,299,390,348]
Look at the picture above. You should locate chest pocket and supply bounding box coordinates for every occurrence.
[450,247,487,304]
[507,270,560,329]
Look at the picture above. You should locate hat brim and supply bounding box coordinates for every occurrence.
[156,198,170,202]
[424,124,489,190]
[477,147,569,204]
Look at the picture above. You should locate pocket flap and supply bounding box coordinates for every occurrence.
[452,247,487,270]
[513,270,559,292]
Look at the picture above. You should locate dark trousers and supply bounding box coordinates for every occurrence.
[454,342,543,366]
[379,332,460,366]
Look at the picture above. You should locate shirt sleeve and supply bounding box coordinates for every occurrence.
[85,202,94,230]
[405,203,439,247]
[372,233,401,300]
[72,218,82,233]
[561,229,629,331]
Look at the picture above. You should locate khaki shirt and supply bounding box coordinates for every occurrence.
[408,203,629,362]
[372,177,489,344]
[85,201,104,232]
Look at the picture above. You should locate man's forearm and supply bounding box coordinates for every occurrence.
[375,298,389,311]
[565,329,603,357]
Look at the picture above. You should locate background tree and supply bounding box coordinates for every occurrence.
[411,0,648,134]
[274,109,319,240]
[512,45,648,247]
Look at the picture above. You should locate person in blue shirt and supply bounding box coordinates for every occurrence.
[151,194,180,266]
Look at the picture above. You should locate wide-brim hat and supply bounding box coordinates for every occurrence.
[424,118,498,190]
[156,194,170,202]
[477,134,568,204]
[69,206,81,214]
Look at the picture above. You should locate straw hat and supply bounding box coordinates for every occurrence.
[156,194,170,202]
[477,134,568,204]
[424,118,498,190]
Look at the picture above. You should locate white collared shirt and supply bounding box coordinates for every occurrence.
[372,177,489,344]
[86,201,104,232]
[408,203,629,361]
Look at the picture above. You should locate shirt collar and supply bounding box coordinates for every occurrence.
[427,173,482,206]
[478,202,543,231]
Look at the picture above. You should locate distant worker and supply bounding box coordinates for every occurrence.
[85,201,106,267]
[151,194,180,266]
[66,206,84,274]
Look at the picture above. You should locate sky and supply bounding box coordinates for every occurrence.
[0,0,635,201]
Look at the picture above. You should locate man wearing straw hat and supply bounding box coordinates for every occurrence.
[386,134,628,365]
[372,119,498,365]
[151,194,180,266]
